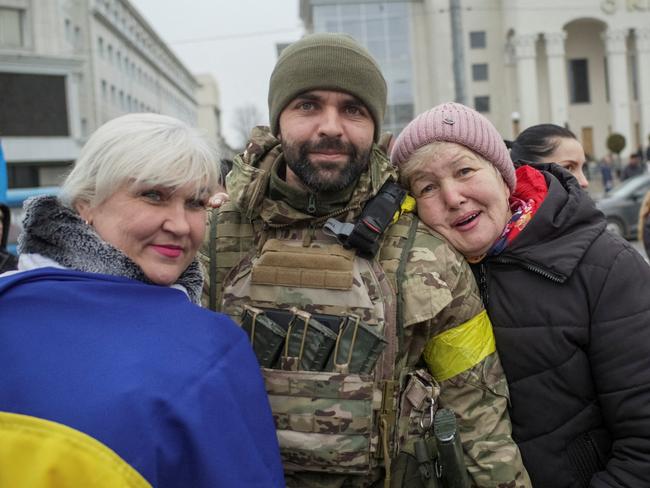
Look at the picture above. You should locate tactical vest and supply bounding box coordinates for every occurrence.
[203,206,442,485]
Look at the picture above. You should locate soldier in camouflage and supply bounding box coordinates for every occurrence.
[200,33,530,488]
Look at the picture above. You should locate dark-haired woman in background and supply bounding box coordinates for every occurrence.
[509,123,589,189]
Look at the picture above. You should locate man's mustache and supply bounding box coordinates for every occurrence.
[306,137,353,155]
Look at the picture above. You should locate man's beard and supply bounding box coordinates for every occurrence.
[282,137,371,192]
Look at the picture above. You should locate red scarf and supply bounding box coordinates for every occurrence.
[487,165,548,256]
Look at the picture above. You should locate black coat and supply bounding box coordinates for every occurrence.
[472,164,650,488]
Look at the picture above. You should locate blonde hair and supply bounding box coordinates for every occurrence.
[638,191,650,248]
[398,141,506,191]
[61,113,220,208]
[399,142,450,190]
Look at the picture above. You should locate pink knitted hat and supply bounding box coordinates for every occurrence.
[391,102,516,192]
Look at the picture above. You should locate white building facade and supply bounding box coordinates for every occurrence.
[0,0,204,187]
[301,0,650,159]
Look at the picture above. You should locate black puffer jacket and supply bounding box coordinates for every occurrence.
[472,163,650,488]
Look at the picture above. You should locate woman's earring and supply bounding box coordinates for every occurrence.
[84,220,91,226]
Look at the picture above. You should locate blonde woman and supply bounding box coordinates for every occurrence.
[0,114,283,488]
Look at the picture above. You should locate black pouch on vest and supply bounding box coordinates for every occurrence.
[326,315,387,374]
[280,309,337,371]
[241,306,286,368]
[262,308,343,335]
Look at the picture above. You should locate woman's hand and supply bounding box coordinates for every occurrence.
[208,192,230,209]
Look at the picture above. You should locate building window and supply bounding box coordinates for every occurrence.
[474,96,490,113]
[470,31,486,49]
[0,73,69,136]
[569,59,590,103]
[0,8,24,47]
[8,164,39,188]
[64,18,71,41]
[472,63,488,81]
[101,79,107,99]
[98,36,104,56]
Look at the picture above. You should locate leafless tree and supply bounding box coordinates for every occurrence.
[232,103,265,149]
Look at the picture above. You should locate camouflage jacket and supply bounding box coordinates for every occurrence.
[199,127,530,488]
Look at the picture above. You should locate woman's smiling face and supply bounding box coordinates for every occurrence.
[409,142,513,259]
[77,183,208,285]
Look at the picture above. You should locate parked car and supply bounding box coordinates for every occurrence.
[596,173,650,239]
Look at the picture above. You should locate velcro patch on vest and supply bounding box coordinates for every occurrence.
[252,239,355,290]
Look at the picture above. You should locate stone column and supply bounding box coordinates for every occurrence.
[602,28,632,157]
[513,33,540,130]
[636,27,650,152]
[66,72,82,140]
[545,31,569,127]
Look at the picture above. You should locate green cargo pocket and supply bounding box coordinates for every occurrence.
[263,368,381,475]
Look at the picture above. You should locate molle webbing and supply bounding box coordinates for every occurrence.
[379,212,419,353]
[202,204,254,311]
[251,240,355,290]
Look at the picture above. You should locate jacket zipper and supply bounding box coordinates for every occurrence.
[477,263,489,306]
[475,257,565,307]
[307,194,316,214]
[491,256,565,283]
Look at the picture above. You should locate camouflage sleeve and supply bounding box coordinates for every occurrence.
[401,223,531,488]
[198,208,216,309]
[197,204,254,311]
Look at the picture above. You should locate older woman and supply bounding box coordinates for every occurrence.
[0,114,284,488]
[509,123,589,189]
[391,103,650,487]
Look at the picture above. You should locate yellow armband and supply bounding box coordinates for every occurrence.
[423,310,496,381]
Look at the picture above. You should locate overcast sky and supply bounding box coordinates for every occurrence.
[129,0,304,148]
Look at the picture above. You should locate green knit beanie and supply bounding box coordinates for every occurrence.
[268,33,387,142]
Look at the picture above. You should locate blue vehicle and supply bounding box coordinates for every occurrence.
[1,141,60,255]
